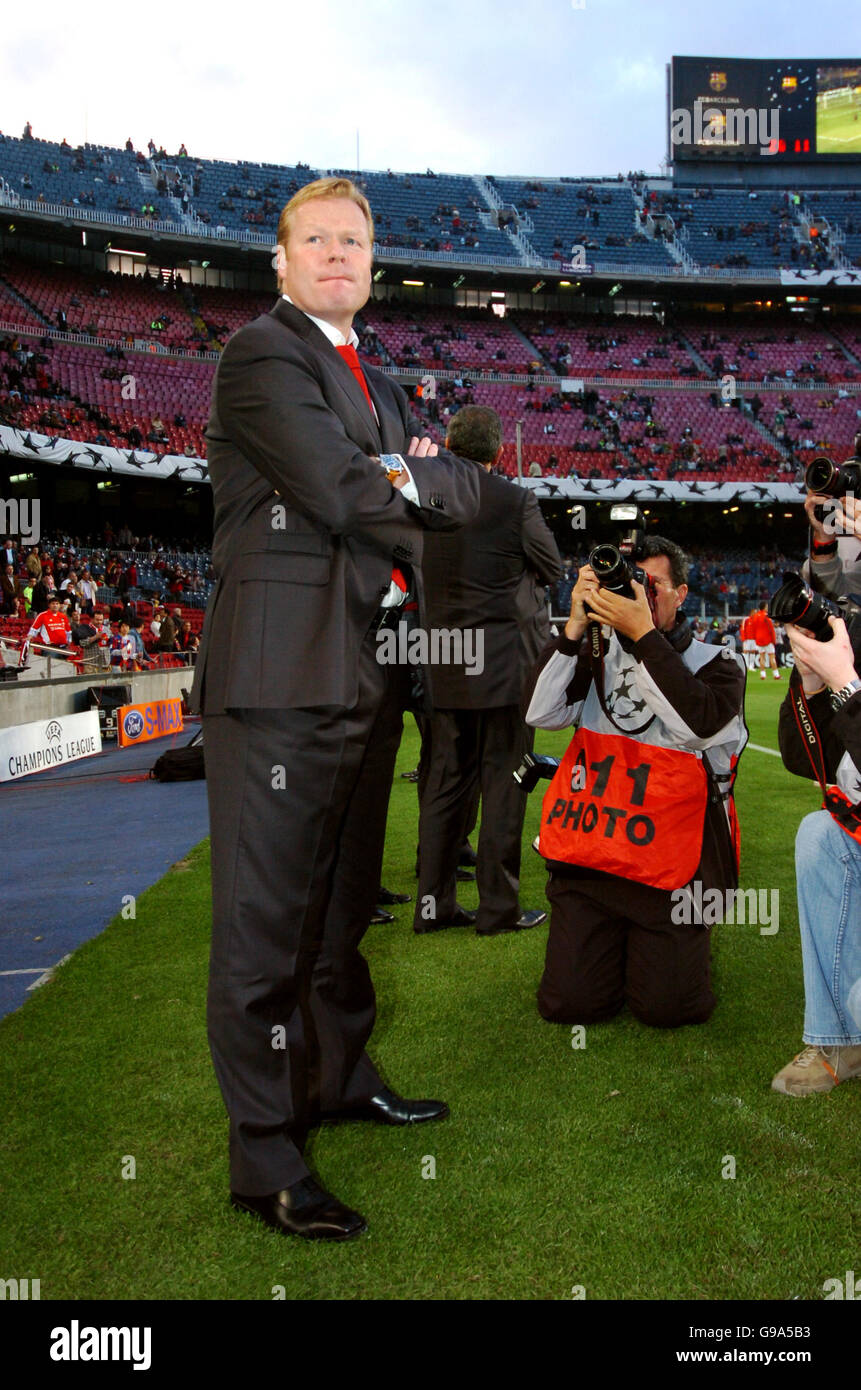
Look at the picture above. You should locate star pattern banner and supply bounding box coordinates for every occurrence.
[521,477,805,504]
[0,425,209,482]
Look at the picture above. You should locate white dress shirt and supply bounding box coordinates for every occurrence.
[281,295,421,606]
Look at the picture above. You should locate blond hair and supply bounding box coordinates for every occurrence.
[276,177,375,252]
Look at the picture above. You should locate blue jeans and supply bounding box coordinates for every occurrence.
[795,811,861,1046]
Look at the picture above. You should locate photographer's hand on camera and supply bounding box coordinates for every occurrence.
[581,577,655,643]
[805,490,861,544]
[804,490,834,544]
[786,617,859,697]
[564,563,599,642]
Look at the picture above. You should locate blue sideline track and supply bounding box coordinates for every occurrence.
[0,727,209,1020]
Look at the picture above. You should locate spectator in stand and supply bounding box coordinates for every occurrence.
[77,569,97,616]
[128,617,148,667]
[1,564,22,615]
[528,460,543,477]
[111,620,137,671]
[150,605,165,641]
[28,594,71,650]
[30,572,56,613]
[157,608,181,652]
[21,577,34,613]
[25,546,42,582]
[179,619,195,652]
[1,539,16,570]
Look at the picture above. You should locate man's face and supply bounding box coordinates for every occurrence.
[276,197,372,334]
[638,554,688,633]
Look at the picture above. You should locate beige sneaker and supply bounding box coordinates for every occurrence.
[771,1044,861,1096]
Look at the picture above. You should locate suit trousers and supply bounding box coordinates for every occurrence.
[537,874,715,1029]
[414,705,532,932]
[203,627,408,1195]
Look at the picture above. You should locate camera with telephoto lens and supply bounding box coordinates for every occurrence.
[768,571,861,644]
[806,433,861,524]
[585,506,658,616]
[513,751,560,793]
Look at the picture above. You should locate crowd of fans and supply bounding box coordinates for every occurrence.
[0,528,211,671]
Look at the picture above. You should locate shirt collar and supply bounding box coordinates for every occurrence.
[281,294,358,349]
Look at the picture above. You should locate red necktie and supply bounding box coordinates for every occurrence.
[336,344,374,416]
[336,347,409,605]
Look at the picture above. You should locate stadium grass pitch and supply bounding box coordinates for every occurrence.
[1,677,858,1301]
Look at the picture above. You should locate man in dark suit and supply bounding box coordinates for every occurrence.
[413,406,562,937]
[190,178,480,1241]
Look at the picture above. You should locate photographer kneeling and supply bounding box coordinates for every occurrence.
[525,536,747,1028]
[772,607,861,1095]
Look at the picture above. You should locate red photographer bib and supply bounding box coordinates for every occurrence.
[538,725,708,890]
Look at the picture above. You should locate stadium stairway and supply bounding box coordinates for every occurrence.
[676,331,711,376]
[747,410,793,460]
[829,328,861,369]
[508,319,554,369]
[0,273,53,328]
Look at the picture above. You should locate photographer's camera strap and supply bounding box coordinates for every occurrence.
[791,685,861,843]
[538,725,708,890]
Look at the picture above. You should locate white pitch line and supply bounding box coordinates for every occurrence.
[26,954,72,991]
[0,968,48,976]
[747,742,781,757]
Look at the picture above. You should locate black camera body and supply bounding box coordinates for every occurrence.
[806,433,861,523]
[513,751,560,792]
[588,543,655,603]
[584,505,658,618]
[769,571,861,644]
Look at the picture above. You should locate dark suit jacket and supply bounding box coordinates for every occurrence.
[190,298,480,713]
[419,465,562,707]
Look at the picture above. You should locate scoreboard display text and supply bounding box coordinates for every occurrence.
[671,57,861,162]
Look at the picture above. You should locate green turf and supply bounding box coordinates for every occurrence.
[1,675,858,1301]
[816,96,861,154]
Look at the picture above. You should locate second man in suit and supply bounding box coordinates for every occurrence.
[413,405,562,936]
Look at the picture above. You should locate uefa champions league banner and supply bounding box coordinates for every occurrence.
[0,710,102,782]
[0,425,210,483]
[521,477,807,504]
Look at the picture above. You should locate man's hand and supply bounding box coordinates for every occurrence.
[407,435,439,458]
[582,578,655,643]
[565,563,599,642]
[804,491,832,543]
[802,490,861,542]
[786,618,858,694]
[824,492,861,541]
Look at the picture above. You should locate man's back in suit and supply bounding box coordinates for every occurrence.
[419,466,561,707]
[413,409,561,936]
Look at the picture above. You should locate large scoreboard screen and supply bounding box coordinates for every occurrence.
[671,57,861,162]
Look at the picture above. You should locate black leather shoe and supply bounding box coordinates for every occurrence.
[458,843,478,867]
[455,868,475,883]
[370,906,395,924]
[414,905,477,934]
[321,1086,449,1126]
[476,908,548,936]
[230,1177,367,1240]
[400,768,419,782]
[377,885,412,905]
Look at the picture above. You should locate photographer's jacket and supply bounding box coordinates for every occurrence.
[778,633,861,826]
[525,623,747,892]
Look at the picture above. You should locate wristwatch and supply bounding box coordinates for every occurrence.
[379,453,406,483]
[830,677,861,710]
